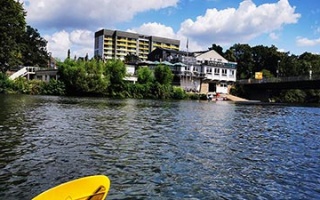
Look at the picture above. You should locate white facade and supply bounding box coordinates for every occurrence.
[176,50,237,94]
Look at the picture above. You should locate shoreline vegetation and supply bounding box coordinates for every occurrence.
[1,59,320,105]
[0,59,204,100]
[1,0,320,104]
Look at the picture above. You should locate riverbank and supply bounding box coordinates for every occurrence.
[225,94,250,102]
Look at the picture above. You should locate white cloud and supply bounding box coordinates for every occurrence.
[127,23,177,39]
[44,30,93,60]
[23,0,178,29]
[296,37,320,47]
[27,0,302,59]
[269,32,279,40]
[70,30,93,47]
[127,23,203,51]
[178,0,300,48]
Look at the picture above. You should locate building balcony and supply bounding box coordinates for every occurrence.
[117,43,126,47]
[117,38,127,42]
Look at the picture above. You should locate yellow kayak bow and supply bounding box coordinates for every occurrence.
[32,175,110,200]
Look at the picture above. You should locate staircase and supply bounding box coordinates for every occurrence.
[9,67,38,80]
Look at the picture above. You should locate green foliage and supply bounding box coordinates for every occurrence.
[0,73,14,93]
[126,83,154,99]
[0,0,26,72]
[185,92,201,100]
[137,67,154,84]
[0,1,48,72]
[223,43,320,104]
[209,44,224,56]
[41,79,66,96]
[106,59,126,96]
[171,86,187,99]
[225,43,320,79]
[21,26,49,67]
[151,82,173,99]
[230,85,248,98]
[279,89,306,103]
[154,65,173,85]
[13,78,43,95]
[305,89,320,103]
[106,59,126,85]
[261,69,274,78]
[124,53,140,63]
[13,77,30,94]
[59,59,109,96]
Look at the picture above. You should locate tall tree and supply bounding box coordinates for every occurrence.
[0,0,26,72]
[58,59,109,96]
[137,67,154,84]
[154,65,173,85]
[105,59,126,95]
[229,44,254,79]
[21,25,49,67]
[209,44,224,56]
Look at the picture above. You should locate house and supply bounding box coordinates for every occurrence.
[35,69,59,82]
[194,50,237,94]
[147,48,237,94]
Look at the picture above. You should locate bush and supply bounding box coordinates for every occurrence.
[171,86,187,99]
[0,73,14,93]
[280,89,306,103]
[41,79,66,95]
[305,89,320,103]
[13,77,31,94]
[187,93,201,100]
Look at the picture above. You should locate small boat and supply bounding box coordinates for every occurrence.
[32,175,110,200]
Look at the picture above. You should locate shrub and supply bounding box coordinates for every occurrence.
[41,79,66,96]
[0,73,14,93]
[171,86,187,99]
[280,89,306,103]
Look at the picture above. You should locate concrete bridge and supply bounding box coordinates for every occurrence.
[236,75,320,101]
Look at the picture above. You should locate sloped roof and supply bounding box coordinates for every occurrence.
[195,50,228,63]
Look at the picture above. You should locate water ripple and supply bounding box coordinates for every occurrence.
[0,95,320,199]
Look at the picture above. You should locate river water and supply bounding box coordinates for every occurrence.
[0,94,319,199]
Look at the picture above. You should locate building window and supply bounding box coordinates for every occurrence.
[220,83,227,87]
[230,70,235,77]
[214,68,220,75]
[222,69,227,76]
[206,67,212,73]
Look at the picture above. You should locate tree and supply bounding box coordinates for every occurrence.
[0,0,26,72]
[58,59,109,96]
[105,59,126,95]
[229,44,254,79]
[154,65,173,85]
[251,45,280,75]
[124,53,140,64]
[21,25,49,67]
[209,44,224,56]
[224,49,236,62]
[137,67,154,84]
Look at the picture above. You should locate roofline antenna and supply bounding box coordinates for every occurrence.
[186,38,189,57]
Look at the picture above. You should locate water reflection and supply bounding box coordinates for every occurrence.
[0,95,320,199]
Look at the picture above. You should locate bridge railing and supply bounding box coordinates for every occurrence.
[237,74,320,84]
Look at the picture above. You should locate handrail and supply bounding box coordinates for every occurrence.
[237,74,320,84]
[9,67,27,80]
[9,66,39,80]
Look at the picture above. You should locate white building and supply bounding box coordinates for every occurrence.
[194,50,237,94]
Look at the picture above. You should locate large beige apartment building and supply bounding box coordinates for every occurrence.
[94,29,180,61]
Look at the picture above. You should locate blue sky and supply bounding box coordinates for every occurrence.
[22,0,320,59]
